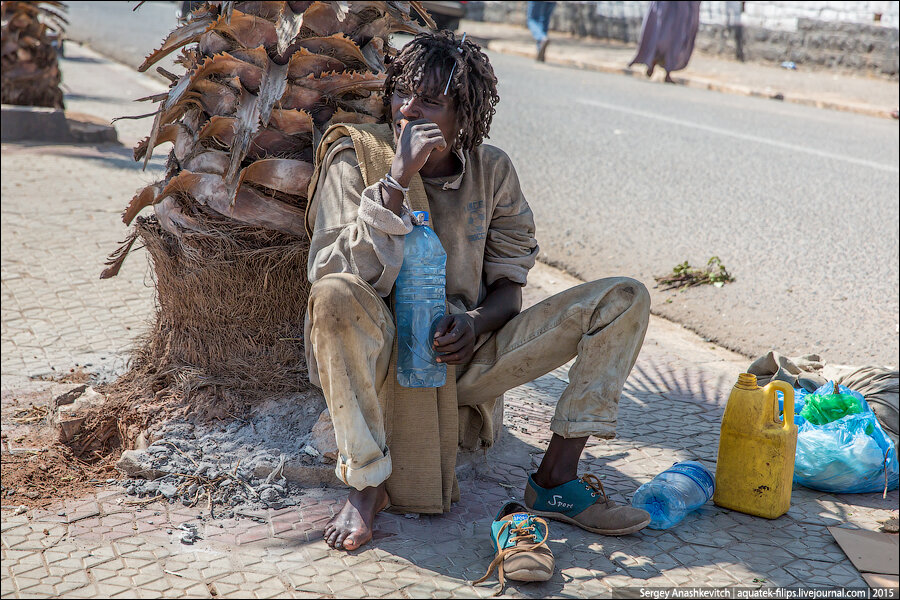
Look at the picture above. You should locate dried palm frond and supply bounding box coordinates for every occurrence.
[106,0,431,273]
[99,1,434,412]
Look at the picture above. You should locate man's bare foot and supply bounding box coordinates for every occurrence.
[324,484,389,551]
[664,72,676,84]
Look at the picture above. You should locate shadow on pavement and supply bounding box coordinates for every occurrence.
[38,143,165,172]
[321,355,898,591]
[60,54,106,64]
[65,92,135,103]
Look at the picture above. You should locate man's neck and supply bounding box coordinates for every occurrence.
[420,149,463,179]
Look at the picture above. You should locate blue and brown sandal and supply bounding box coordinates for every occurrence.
[525,473,651,535]
[473,501,554,594]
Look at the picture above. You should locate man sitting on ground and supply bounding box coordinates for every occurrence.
[305,31,652,551]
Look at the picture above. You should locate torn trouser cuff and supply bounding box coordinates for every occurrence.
[335,448,393,491]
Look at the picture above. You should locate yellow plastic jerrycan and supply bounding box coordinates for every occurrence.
[713,373,797,519]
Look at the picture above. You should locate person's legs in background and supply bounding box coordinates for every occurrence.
[527,1,556,61]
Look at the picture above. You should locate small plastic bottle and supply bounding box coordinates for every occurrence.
[631,461,715,529]
[395,211,447,388]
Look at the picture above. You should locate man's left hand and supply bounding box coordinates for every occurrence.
[433,313,477,365]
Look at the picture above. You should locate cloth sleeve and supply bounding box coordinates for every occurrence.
[307,144,413,297]
[483,154,539,286]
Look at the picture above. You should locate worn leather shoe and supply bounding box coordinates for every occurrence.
[525,473,651,535]
[474,501,554,593]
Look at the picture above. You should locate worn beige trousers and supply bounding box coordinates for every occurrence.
[306,273,650,491]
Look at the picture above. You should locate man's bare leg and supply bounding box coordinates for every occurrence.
[527,433,651,534]
[324,483,389,550]
[532,434,589,488]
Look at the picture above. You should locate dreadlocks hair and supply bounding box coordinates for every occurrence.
[383,31,500,152]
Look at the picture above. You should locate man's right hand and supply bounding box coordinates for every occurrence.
[390,119,447,187]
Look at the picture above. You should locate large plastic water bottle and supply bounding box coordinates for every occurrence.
[631,461,715,529]
[395,211,447,388]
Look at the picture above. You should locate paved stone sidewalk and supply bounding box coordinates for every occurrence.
[460,19,900,120]
[2,43,897,599]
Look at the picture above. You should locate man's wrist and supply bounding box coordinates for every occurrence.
[390,164,412,188]
[379,183,406,216]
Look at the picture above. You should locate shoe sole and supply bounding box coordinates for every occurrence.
[525,507,651,536]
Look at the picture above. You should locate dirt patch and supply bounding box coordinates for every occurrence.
[1,429,118,509]
[1,376,122,509]
[56,366,93,384]
[1,353,330,514]
[30,365,96,384]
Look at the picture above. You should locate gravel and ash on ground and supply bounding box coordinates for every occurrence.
[3,378,340,534]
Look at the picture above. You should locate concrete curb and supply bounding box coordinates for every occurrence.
[65,111,120,144]
[486,40,896,120]
[1,104,69,142]
[1,103,119,144]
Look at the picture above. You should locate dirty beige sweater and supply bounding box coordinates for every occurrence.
[306,139,540,312]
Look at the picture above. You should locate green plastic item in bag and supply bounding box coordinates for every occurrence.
[800,383,864,426]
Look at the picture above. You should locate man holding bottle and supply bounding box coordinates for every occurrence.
[304,31,652,552]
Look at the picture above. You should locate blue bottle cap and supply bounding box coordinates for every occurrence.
[412,211,429,226]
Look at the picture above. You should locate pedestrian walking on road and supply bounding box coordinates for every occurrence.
[527,1,556,62]
[629,1,701,83]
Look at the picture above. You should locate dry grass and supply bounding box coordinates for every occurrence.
[10,405,49,425]
[69,206,313,459]
[135,208,311,406]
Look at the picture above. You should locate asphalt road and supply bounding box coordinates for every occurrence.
[63,2,900,367]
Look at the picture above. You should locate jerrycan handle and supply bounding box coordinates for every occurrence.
[764,380,795,430]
